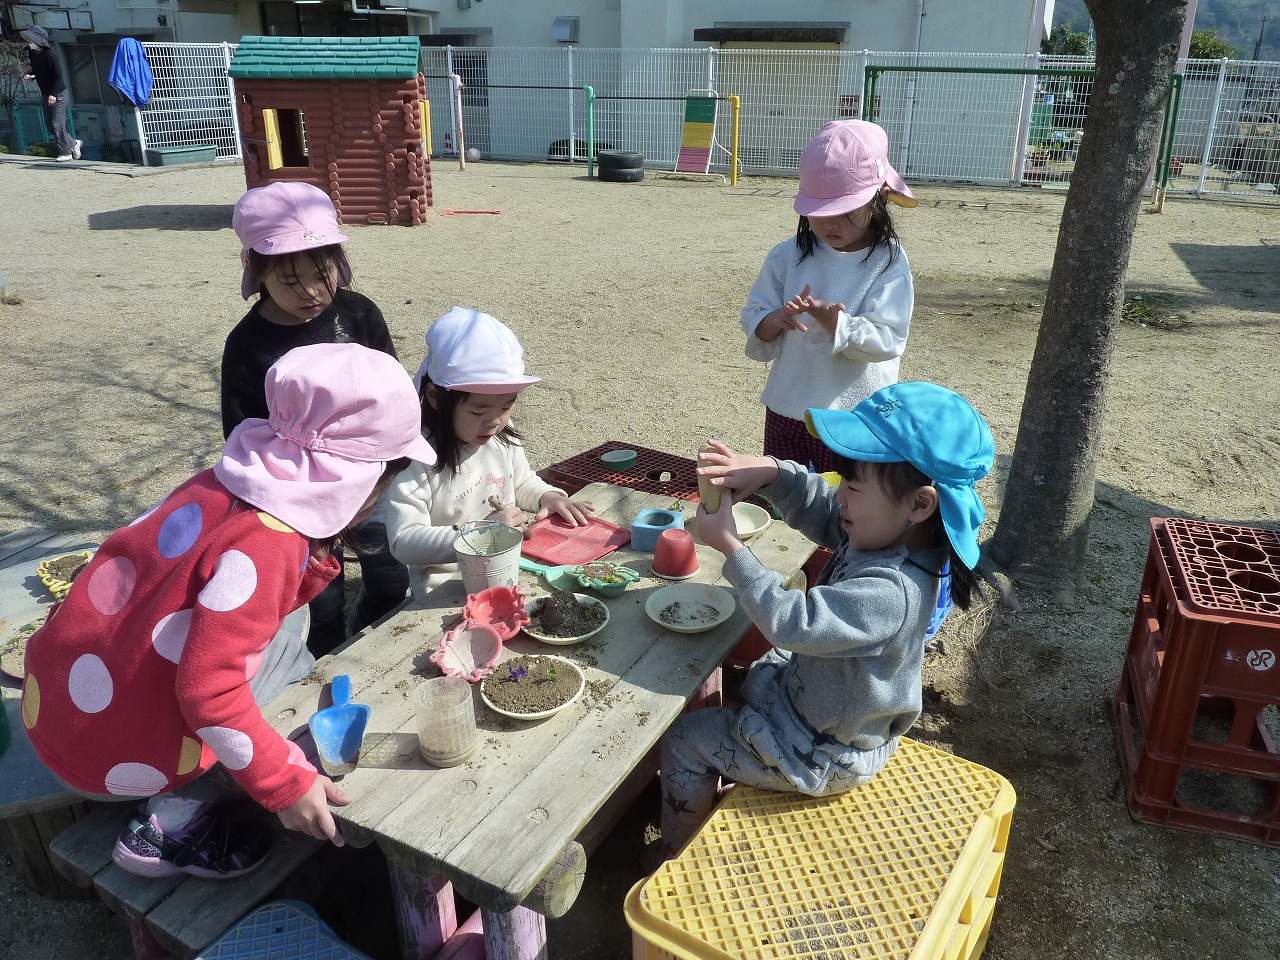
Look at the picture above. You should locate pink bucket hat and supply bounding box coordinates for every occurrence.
[215,343,436,538]
[794,120,917,219]
[233,182,352,300]
[413,307,541,394]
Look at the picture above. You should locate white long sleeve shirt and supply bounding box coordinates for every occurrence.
[385,436,562,599]
[740,237,914,421]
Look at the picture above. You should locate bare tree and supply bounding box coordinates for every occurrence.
[0,39,30,153]
[987,0,1191,586]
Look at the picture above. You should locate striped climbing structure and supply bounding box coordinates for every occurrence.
[674,94,717,174]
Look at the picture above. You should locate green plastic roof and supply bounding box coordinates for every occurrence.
[229,36,420,80]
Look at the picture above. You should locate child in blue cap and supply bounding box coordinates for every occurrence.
[659,381,994,853]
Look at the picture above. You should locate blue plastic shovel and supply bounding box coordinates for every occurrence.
[307,675,370,779]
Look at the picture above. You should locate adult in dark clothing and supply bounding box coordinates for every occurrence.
[21,25,80,161]
[226,181,410,656]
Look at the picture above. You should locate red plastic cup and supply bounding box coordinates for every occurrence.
[653,529,699,580]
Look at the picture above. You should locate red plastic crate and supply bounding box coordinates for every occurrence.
[1113,518,1280,847]
[540,441,702,500]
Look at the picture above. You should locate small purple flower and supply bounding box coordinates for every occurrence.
[508,663,529,682]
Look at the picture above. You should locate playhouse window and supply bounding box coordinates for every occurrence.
[261,108,309,169]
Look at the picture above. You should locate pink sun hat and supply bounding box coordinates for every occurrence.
[233,182,352,299]
[216,343,436,538]
[794,120,917,219]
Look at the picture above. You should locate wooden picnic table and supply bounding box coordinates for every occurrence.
[259,480,817,960]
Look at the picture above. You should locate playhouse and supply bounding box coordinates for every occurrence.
[228,36,431,226]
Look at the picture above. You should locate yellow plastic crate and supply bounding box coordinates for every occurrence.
[626,737,1015,960]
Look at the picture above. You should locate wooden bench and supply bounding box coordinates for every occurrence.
[51,803,326,960]
[0,527,101,899]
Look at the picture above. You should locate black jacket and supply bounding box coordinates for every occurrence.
[26,46,66,100]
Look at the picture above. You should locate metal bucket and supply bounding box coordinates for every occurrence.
[453,521,523,596]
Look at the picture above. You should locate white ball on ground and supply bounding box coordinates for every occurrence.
[465,147,481,162]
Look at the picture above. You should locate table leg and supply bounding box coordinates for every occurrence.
[480,905,547,960]
[387,861,458,960]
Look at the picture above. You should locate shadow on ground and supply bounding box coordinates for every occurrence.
[86,204,234,231]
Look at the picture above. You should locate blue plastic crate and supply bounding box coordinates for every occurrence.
[194,900,371,960]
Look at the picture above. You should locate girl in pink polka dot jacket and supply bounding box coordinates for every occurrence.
[21,343,436,879]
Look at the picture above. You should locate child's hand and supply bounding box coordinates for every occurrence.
[535,493,595,527]
[485,502,529,535]
[697,440,778,503]
[277,775,350,847]
[695,495,743,556]
[785,284,845,335]
[754,306,808,341]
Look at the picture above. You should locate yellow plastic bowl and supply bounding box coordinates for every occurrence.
[36,550,94,600]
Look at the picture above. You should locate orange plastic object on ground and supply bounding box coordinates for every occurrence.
[626,737,1015,960]
[1113,518,1280,847]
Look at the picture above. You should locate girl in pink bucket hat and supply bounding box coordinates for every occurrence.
[739,119,918,474]
[224,180,405,658]
[22,344,435,880]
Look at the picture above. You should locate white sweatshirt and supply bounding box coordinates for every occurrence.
[740,237,914,421]
[385,436,563,599]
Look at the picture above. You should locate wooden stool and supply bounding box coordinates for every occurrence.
[626,737,1015,960]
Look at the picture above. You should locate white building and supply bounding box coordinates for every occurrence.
[4,0,1060,108]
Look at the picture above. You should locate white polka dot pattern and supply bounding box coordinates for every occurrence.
[68,654,113,713]
[151,609,193,664]
[87,556,137,616]
[199,725,254,770]
[198,550,258,612]
[104,762,168,796]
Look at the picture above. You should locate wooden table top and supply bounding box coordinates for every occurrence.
[260,482,817,913]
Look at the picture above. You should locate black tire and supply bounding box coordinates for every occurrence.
[599,166,644,183]
[598,150,644,171]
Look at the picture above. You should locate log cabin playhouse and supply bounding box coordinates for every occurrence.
[229,35,431,226]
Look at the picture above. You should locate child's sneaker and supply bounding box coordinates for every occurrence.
[112,805,275,879]
[72,139,83,160]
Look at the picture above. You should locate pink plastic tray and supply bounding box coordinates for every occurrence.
[521,516,632,566]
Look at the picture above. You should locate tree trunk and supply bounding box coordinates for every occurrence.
[987,0,1189,587]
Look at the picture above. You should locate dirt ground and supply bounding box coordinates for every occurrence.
[1,155,1278,960]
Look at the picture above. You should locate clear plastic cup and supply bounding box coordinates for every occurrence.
[413,676,478,767]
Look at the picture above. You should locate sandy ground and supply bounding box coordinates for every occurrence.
[1,155,1279,960]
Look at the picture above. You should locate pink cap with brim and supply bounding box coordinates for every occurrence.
[793,120,917,219]
[413,307,541,394]
[233,182,352,300]
[215,343,436,539]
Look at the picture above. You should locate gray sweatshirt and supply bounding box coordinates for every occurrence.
[722,459,945,752]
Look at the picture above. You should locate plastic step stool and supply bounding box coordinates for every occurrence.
[1113,518,1280,847]
[194,900,372,960]
[626,737,1015,960]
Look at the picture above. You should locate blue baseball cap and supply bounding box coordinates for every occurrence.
[805,382,994,569]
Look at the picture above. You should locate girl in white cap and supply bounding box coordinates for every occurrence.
[223,181,405,657]
[22,344,436,879]
[385,307,593,600]
[740,119,918,474]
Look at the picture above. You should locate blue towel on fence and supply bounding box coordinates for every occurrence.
[109,38,154,107]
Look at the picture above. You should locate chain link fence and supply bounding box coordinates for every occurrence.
[12,42,1274,204]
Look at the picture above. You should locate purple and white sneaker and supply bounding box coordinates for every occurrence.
[112,805,275,879]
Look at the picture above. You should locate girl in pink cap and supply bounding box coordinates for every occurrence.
[740,119,918,474]
[223,181,405,659]
[385,307,593,600]
[21,344,436,879]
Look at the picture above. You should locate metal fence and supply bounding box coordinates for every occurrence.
[10,42,1276,203]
